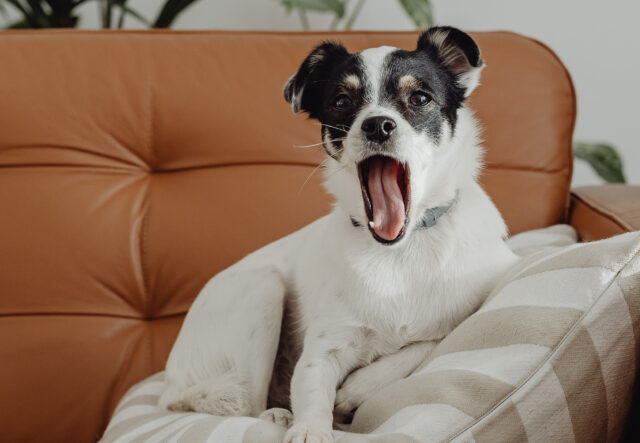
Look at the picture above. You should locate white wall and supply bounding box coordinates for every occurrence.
[3,0,637,186]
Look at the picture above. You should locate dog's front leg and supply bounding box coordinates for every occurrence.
[284,327,370,443]
[334,340,438,421]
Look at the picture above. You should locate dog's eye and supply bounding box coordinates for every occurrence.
[332,95,352,111]
[409,91,430,107]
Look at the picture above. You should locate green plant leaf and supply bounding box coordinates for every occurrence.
[280,0,345,18]
[153,0,199,28]
[574,141,626,183]
[398,0,434,29]
[3,0,38,27]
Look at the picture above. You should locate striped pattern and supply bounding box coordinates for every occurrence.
[101,226,640,443]
[507,224,578,256]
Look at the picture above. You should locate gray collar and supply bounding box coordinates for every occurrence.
[350,191,458,230]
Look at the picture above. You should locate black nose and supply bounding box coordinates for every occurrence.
[361,116,397,143]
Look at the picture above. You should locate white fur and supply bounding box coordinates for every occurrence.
[358,46,396,103]
[159,44,519,443]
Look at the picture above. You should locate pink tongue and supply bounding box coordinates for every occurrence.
[367,157,406,241]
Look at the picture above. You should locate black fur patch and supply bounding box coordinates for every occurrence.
[285,42,368,159]
[379,48,461,141]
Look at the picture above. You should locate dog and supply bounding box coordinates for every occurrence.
[158,26,519,443]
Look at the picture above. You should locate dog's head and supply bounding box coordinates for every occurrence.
[285,27,484,245]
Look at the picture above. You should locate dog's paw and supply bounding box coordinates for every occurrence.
[334,368,378,416]
[283,422,333,443]
[259,407,293,428]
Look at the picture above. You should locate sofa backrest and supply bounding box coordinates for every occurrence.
[0,30,575,441]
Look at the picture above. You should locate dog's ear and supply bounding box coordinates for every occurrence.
[284,41,350,115]
[417,26,484,97]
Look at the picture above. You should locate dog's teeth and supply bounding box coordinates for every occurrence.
[369,221,375,228]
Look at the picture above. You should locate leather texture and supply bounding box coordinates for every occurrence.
[569,185,640,241]
[0,29,575,441]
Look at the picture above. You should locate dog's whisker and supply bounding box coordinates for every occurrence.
[294,138,346,149]
[298,158,329,196]
[293,142,324,149]
[318,123,351,134]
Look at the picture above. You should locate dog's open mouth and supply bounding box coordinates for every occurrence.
[358,155,410,245]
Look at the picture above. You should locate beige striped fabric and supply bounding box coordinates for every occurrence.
[101,226,640,443]
[507,224,578,257]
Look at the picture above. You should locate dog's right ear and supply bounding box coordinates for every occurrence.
[284,42,350,116]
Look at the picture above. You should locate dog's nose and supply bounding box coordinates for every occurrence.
[361,116,397,143]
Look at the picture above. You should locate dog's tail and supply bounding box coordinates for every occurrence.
[159,371,251,416]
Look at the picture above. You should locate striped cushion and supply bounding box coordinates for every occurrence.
[507,224,578,256]
[101,226,640,442]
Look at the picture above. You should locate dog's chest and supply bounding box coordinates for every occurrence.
[339,246,460,343]
[294,217,483,347]
[351,285,450,345]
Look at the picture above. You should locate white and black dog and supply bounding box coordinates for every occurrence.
[159,27,519,443]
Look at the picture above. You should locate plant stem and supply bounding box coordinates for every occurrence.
[102,0,112,28]
[117,5,125,28]
[298,8,310,31]
[153,0,199,29]
[344,0,366,30]
[113,0,128,28]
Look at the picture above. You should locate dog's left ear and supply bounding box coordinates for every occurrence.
[418,26,484,97]
[284,41,350,116]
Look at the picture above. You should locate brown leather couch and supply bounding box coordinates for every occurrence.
[0,30,638,442]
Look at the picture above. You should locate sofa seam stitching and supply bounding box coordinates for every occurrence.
[0,312,184,320]
[139,58,154,320]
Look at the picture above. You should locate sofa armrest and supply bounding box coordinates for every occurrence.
[568,185,640,241]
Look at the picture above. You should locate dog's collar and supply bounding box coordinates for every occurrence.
[350,191,458,231]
